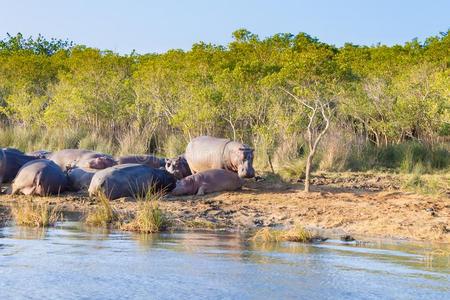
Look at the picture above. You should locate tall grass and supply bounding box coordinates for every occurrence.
[163,134,187,158]
[1,124,448,176]
[120,190,168,233]
[11,200,61,227]
[318,140,449,174]
[85,192,117,226]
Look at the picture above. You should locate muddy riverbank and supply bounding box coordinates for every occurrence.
[1,172,449,242]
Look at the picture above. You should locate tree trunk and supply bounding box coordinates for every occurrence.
[267,151,275,173]
[304,153,313,192]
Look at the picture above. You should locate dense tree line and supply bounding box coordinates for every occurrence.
[0,30,448,172]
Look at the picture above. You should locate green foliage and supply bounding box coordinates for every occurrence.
[0,30,448,175]
[330,142,449,173]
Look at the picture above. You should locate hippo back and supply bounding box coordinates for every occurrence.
[26,150,52,159]
[117,155,165,168]
[185,136,230,173]
[49,149,114,171]
[89,164,176,200]
[67,167,97,191]
[0,149,38,183]
[11,159,68,196]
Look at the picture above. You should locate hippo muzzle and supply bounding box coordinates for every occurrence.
[237,162,255,178]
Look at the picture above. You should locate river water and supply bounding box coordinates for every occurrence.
[0,222,449,299]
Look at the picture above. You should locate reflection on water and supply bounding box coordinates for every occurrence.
[0,222,449,300]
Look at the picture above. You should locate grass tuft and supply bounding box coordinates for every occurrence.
[282,226,314,242]
[11,200,61,227]
[251,226,314,243]
[85,192,117,226]
[120,190,168,233]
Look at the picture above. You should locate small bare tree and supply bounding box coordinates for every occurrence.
[282,88,332,192]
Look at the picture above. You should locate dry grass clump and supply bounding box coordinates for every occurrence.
[85,192,118,227]
[251,226,314,243]
[11,200,61,227]
[282,226,314,242]
[120,190,168,233]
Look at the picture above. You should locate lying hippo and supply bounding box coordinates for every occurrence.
[48,149,116,171]
[171,169,244,196]
[67,167,97,191]
[73,156,117,170]
[185,136,255,178]
[165,155,192,179]
[88,164,176,200]
[9,159,68,196]
[2,147,24,154]
[26,150,52,159]
[117,155,165,168]
[0,149,37,183]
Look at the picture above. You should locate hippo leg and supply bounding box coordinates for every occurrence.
[196,185,206,196]
[5,185,14,195]
[21,186,37,195]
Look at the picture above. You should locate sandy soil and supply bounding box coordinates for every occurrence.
[1,172,449,242]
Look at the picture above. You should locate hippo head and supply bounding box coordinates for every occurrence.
[165,156,191,179]
[88,156,117,169]
[235,147,255,178]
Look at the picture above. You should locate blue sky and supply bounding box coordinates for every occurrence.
[1,0,449,53]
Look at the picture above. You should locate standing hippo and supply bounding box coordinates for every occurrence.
[165,155,192,179]
[185,136,255,178]
[48,149,116,171]
[9,159,68,196]
[26,150,52,159]
[171,169,244,196]
[88,164,176,200]
[0,149,37,183]
[67,167,97,191]
[117,155,165,168]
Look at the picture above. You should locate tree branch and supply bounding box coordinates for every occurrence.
[279,87,314,110]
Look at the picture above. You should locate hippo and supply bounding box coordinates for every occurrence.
[117,155,165,168]
[88,164,176,200]
[165,155,192,179]
[9,159,68,196]
[48,149,116,171]
[170,169,244,196]
[2,147,24,154]
[67,167,97,191]
[0,149,37,183]
[26,150,52,159]
[73,156,117,170]
[185,136,255,178]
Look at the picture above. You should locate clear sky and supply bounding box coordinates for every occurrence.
[1,0,449,54]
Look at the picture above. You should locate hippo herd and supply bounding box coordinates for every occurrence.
[0,136,255,200]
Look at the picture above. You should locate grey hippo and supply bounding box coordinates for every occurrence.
[88,164,176,200]
[170,169,244,196]
[9,159,68,196]
[185,136,255,178]
[48,149,116,171]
